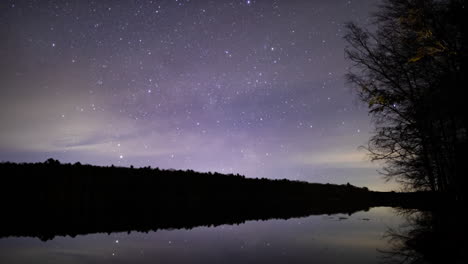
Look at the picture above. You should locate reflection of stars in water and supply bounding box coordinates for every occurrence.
[111,236,120,257]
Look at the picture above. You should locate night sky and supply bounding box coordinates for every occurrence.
[0,0,395,191]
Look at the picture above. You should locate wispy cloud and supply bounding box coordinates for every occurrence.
[291,148,379,168]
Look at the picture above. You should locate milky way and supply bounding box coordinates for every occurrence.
[0,0,396,190]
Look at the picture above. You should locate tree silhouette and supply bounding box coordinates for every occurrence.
[345,0,466,200]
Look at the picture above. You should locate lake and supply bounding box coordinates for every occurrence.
[0,207,406,264]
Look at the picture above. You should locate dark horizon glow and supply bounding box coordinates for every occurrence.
[0,0,396,191]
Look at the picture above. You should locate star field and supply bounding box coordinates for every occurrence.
[0,0,395,190]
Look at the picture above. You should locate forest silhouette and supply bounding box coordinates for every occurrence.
[0,159,433,241]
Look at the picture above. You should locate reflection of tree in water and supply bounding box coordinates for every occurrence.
[380,208,466,264]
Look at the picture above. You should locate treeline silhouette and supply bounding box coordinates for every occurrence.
[0,159,435,241]
[345,0,467,201]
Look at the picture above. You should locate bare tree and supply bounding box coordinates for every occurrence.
[345,0,466,199]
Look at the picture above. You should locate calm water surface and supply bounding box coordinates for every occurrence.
[0,207,403,264]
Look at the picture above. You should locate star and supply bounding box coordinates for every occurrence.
[0,0,389,191]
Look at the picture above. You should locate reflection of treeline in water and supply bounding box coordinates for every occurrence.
[381,208,467,263]
[0,159,434,241]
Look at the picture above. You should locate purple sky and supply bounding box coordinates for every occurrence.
[0,0,397,191]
